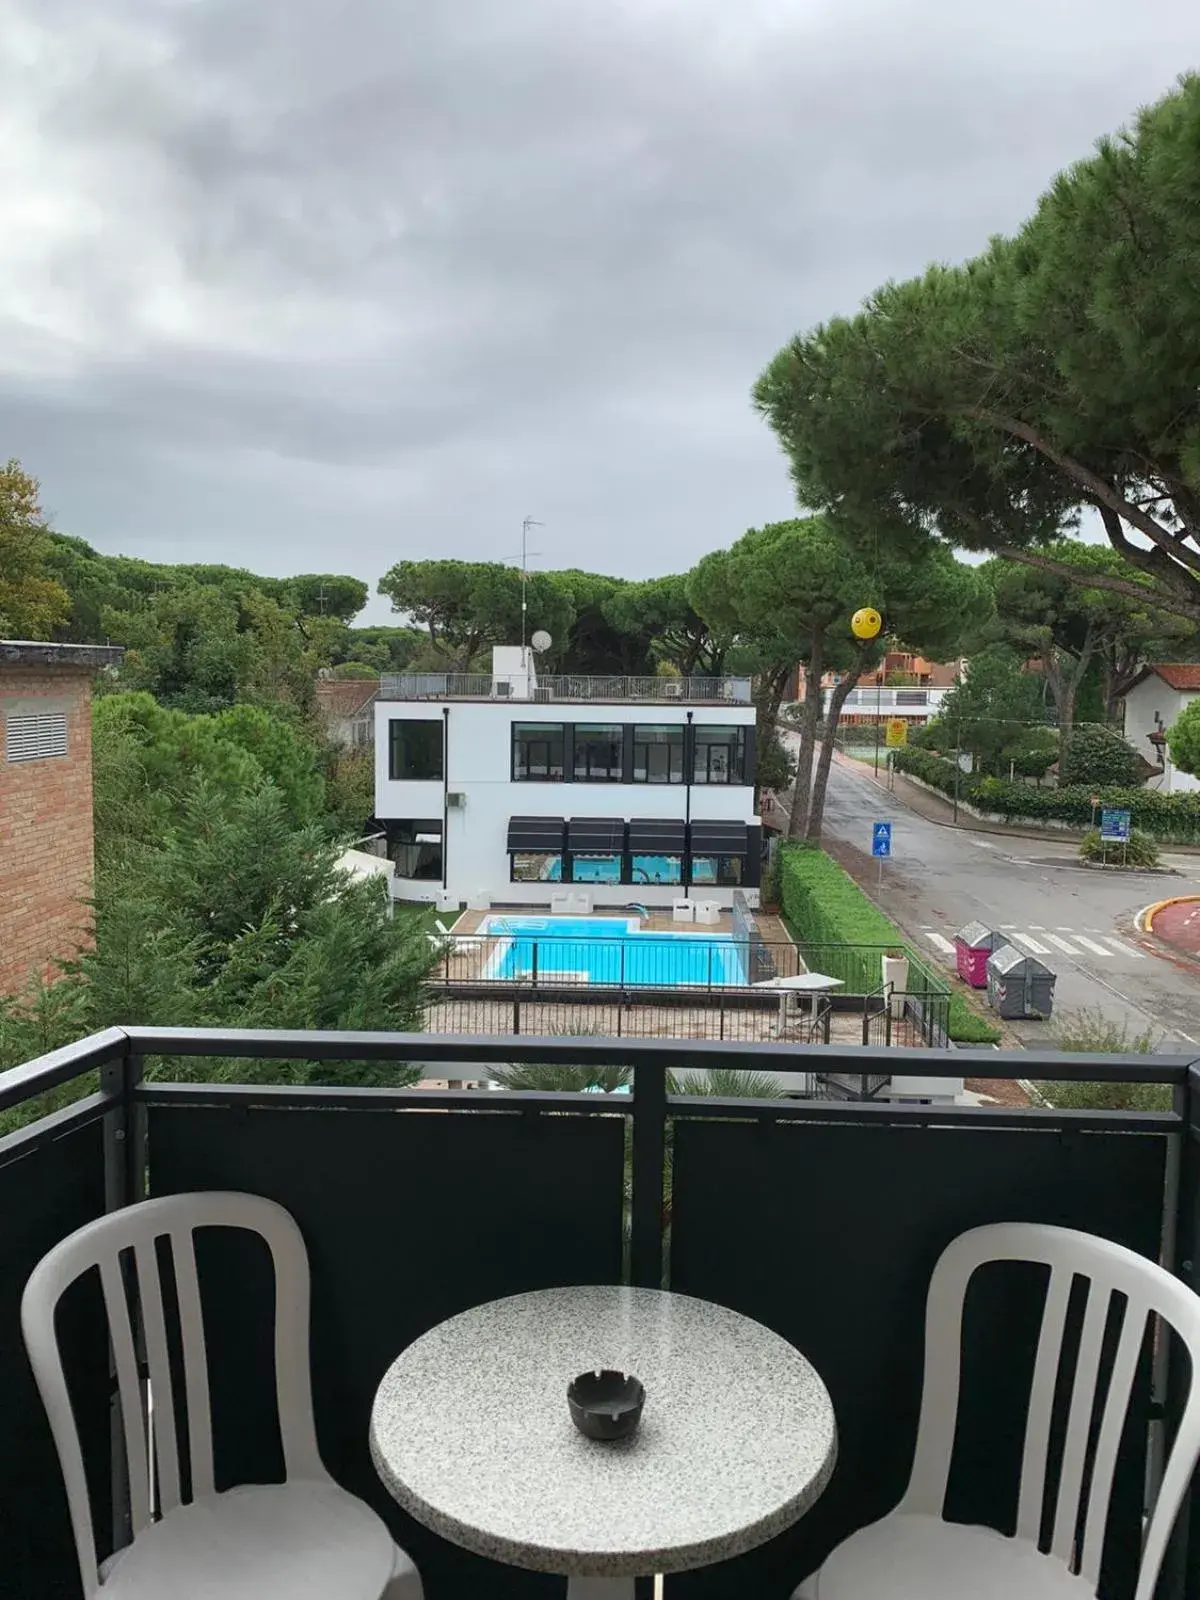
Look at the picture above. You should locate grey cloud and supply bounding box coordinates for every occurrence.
[1,0,1197,622]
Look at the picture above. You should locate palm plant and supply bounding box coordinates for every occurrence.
[491,1061,632,1093]
[666,1067,785,1098]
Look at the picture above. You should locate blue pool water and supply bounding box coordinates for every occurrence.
[481,915,745,986]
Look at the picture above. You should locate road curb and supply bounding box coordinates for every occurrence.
[1136,894,1200,933]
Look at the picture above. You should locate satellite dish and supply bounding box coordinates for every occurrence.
[530,630,552,653]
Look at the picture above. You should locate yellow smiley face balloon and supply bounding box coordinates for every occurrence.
[851,606,882,641]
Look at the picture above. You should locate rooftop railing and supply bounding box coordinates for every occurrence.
[379,673,754,704]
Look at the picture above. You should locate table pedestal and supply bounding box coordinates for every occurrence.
[566,1580,635,1599]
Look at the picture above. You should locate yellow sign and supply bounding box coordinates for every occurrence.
[885,717,908,748]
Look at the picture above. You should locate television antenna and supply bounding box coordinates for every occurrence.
[503,516,543,662]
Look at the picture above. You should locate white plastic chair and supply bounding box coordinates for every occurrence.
[22,1191,423,1600]
[795,1222,1200,1600]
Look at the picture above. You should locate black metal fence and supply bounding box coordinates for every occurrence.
[425,986,838,1045]
[427,935,951,1048]
[1,1029,1196,1599]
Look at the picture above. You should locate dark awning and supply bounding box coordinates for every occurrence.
[689,820,749,856]
[628,817,685,854]
[507,816,565,852]
[567,816,625,854]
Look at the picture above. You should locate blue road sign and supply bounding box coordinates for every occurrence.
[1100,807,1132,844]
[872,821,892,858]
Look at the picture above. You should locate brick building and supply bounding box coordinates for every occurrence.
[0,640,124,997]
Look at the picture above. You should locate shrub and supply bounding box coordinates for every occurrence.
[892,747,1200,841]
[1078,828,1160,868]
[779,845,1001,1045]
[1000,727,1059,781]
[1033,1007,1168,1112]
[1059,724,1146,789]
[331,662,380,680]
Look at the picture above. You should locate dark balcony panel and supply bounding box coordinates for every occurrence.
[666,1117,1167,1599]
[0,1123,112,1600]
[628,818,686,854]
[147,1102,627,1599]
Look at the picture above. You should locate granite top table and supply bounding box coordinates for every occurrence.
[370,1285,837,1600]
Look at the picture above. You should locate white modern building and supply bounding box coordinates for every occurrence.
[1121,664,1200,794]
[373,648,762,911]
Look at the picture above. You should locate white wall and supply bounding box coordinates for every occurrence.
[1122,680,1199,793]
[375,700,759,908]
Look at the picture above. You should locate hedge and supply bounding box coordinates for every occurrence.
[893,747,1200,842]
[779,844,1001,1045]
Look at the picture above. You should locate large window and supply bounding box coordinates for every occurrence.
[689,855,743,887]
[632,725,685,783]
[569,853,622,884]
[693,725,746,785]
[390,821,442,881]
[511,853,562,883]
[389,720,443,781]
[573,724,623,782]
[513,723,565,781]
[631,854,682,885]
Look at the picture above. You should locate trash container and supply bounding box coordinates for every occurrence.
[954,921,1004,989]
[986,944,1057,1021]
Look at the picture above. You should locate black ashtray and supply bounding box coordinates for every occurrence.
[567,1369,645,1440]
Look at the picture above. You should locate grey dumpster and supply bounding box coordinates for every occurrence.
[954,921,1004,988]
[986,944,1057,1021]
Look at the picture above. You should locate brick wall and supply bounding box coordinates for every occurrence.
[0,666,97,997]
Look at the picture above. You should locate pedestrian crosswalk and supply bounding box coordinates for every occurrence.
[919,924,1145,962]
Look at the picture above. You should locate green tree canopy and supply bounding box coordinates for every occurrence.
[93,693,325,838]
[939,646,1049,776]
[690,518,987,837]
[378,559,576,669]
[984,544,1195,733]
[0,460,70,638]
[754,76,1200,623]
[1167,699,1200,780]
[602,574,726,675]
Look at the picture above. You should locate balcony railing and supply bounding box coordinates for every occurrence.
[2,1028,1197,1598]
[379,673,754,704]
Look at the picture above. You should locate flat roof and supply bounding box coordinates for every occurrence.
[1,640,125,670]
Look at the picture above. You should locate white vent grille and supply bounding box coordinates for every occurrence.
[5,711,69,763]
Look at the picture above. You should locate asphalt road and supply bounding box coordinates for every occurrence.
[815,754,1200,1053]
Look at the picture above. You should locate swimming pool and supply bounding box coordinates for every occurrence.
[480,915,746,987]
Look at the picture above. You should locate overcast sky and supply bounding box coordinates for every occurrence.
[2,1,1196,625]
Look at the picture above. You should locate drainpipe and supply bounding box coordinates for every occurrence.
[441,708,450,894]
[685,710,694,900]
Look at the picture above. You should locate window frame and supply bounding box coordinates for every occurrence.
[631,723,686,784]
[692,724,747,785]
[688,854,743,887]
[388,719,444,782]
[510,851,563,883]
[567,852,623,884]
[629,852,683,886]
[571,723,624,783]
[512,722,566,782]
